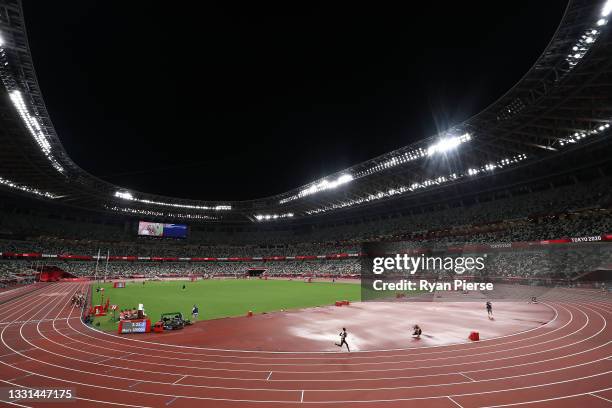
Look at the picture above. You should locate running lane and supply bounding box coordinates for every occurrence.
[0,282,609,408]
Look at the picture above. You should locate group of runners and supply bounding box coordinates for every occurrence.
[335,301,495,352]
[71,292,86,307]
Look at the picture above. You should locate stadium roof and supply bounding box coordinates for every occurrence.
[0,0,611,224]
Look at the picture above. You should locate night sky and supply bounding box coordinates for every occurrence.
[22,1,567,201]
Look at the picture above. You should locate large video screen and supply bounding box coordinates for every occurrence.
[137,221,188,238]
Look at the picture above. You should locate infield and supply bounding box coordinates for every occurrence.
[91,279,361,331]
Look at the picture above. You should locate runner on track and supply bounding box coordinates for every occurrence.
[335,328,350,352]
[412,324,422,339]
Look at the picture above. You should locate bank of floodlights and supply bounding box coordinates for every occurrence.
[105,205,218,220]
[0,176,59,199]
[254,213,295,222]
[279,174,353,204]
[426,133,472,156]
[306,154,528,216]
[114,191,232,211]
[559,123,610,147]
[565,0,610,70]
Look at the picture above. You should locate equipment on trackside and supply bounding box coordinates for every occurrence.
[157,312,192,331]
[153,321,165,333]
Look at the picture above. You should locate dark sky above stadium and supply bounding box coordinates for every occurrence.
[22,1,567,201]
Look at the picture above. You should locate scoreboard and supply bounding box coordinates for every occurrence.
[117,319,151,334]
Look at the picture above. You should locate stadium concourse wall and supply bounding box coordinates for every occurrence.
[35,265,80,282]
[0,233,610,262]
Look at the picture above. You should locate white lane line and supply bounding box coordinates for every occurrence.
[448,396,465,408]
[39,295,612,390]
[0,285,53,320]
[165,396,178,406]
[0,400,30,407]
[3,285,611,404]
[267,371,273,380]
[61,302,566,368]
[7,373,33,382]
[37,303,596,380]
[4,321,612,404]
[32,296,612,375]
[173,375,187,385]
[460,373,475,382]
[590,393,612,403]
[63,339,85,346]
[0,317,81,325]
[76,301,560,355]
[95,355,118,364]
[128,381,142,389]
[0,347,38,358]
[480,387,612,407]
[1,380,150,408]
[92,353,134,364]
[53,304,573,372]
[11,301,610,394]
[2,283,155,408]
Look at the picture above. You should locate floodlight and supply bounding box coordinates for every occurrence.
[337,174,353,184]
[602,0,612,17]
[427,137,458,155]
[115,191,134,200]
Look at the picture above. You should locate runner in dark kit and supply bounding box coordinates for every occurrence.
[412,324,422,339]
[335,328,350,352]
[486,301,493,318]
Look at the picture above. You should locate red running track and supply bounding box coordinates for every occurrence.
[0,282,610,407]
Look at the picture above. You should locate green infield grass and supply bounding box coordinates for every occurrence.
[90,279,361,331]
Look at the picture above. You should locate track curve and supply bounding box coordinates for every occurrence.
[0,282,610,408]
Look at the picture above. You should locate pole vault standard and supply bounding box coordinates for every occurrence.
[103,249,110,283]
[93,248,101,290]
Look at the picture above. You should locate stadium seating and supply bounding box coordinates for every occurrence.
[0,176,610,282]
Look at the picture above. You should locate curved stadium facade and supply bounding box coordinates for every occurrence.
[0,0,610,247]
[0,4,611,408]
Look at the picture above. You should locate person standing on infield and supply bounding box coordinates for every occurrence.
[335,328,350,352]
[192,305,199,322]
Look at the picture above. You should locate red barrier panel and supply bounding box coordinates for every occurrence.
[58,254,92,261]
